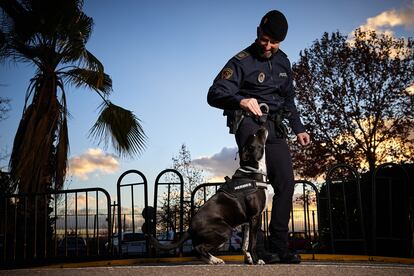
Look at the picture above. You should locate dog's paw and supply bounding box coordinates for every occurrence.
[208,255,225,265]
[244,252,254,264]
[257,259,265,265]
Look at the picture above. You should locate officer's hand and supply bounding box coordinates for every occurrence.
[240,98,262,116]
[297,132,311,146]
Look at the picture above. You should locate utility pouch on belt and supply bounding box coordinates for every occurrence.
[271,109,291,138]
[224,109,245,134]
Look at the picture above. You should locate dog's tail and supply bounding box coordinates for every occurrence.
[147,232,191,251]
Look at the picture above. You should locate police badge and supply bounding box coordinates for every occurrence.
[258,72,265,83]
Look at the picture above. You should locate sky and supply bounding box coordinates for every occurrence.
[1,0,413,208]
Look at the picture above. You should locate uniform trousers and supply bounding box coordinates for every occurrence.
[235,116,295,253]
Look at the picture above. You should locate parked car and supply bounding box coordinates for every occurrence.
[228,231,243,251]
[58,236,87,256]
[217,230,243,252]
[157,232,193,253]
[106,231,147,255]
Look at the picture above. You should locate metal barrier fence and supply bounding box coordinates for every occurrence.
[289,180,320,252]
[116,170,149,255]
[153,169,185,254]
[325,164,367,254]
[371,163,410,257]
[1,162,412,267]
[0,188,111,267]
[153,169,184,238]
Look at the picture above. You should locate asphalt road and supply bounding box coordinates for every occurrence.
[2,262,414,276]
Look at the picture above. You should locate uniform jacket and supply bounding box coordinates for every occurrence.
[207,42,305,135]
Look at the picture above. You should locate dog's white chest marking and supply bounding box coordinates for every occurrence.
[258,150,267,176]
[258,150,270,209]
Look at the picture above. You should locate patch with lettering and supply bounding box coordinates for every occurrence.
[234,182,253,190]
[221,68,233,80]
[258,72,265,83]
[279,72,288,78]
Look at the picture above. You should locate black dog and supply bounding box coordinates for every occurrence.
[148,127,269,264]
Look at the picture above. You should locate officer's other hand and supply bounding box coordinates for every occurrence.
[297,132,310,146]
[240,98,262,116]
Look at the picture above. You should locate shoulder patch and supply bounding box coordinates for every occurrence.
[234,50,250,61]
[221,68,233,79]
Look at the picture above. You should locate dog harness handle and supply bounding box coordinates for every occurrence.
[244,103,269,125]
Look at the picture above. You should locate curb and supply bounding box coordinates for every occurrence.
[43,254,414,268]
[301,254,414,264]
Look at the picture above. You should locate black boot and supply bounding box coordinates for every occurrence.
[255,230,280,264]
[277,250,301,264]
[257,250,281,264]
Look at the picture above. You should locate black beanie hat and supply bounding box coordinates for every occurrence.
[259,10,288,41]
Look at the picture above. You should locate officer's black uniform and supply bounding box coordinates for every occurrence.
[207,40,305,259]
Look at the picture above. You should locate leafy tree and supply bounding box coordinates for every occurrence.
[157,144,207,236]
[171,144,206,198]
[291,29,414,178]
[0,0,146,194]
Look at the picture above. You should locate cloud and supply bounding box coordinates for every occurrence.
[358,1,414,36]
[192,147,239,182]
[68,148,119,180]
[347,2,414,59]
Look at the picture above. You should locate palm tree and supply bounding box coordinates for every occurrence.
[0,0,146,193]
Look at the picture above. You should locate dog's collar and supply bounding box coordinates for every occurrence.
[236,167,267,182]
[237,166,266,175]
[256,182,268,189]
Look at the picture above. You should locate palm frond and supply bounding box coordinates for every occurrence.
[58,15,93,64]
[75,12,93,44]
[81,49,104,72]
[62,68,112,96]
[89,102,147,157]
[59,35,85,64]
[2,0,41,44]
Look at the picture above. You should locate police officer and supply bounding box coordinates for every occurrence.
[207,10,310,264]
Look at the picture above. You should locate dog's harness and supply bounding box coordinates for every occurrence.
[218,167,268,197]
